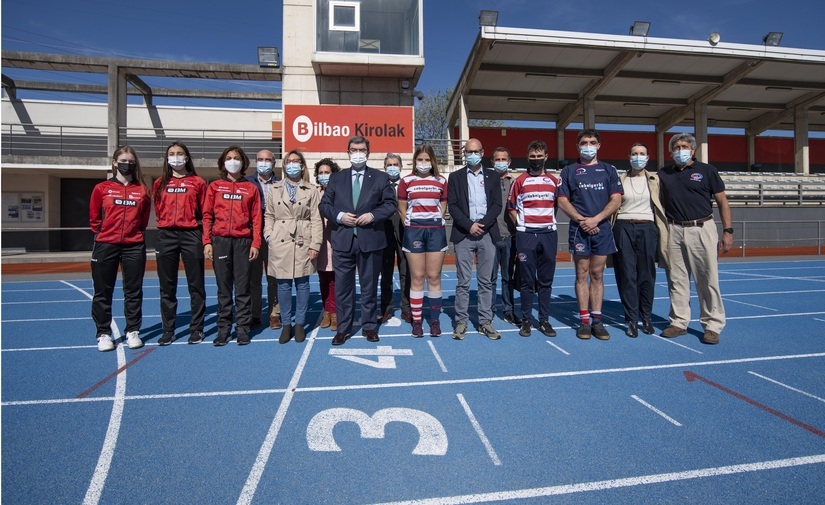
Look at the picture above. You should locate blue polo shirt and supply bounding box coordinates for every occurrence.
[557,161,623,218]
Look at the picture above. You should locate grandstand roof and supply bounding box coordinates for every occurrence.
[447,27,825,134]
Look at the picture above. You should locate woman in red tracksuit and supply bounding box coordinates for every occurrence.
[153,141,207,346]
[203,145,262,346]
[89,145,152,352]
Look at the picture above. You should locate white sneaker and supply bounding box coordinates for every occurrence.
[97,335,115,352]
[126,331,144,349]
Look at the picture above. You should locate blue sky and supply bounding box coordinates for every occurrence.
[2,0,823,110]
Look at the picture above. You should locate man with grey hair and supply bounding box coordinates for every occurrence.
[378,153,411,323]
[657,132,733,345]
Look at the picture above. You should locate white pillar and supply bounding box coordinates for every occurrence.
[747,134,756,171]
[107,64,126,157]
[556,128,565,166]
[583,96,595,130]
[656,130,665,169]
[794,106,810,175]
[694,102,708,163]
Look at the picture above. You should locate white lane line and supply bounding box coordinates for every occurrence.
[814,318,825,323]
[724,271,825,284]
[4,299,103,305]
[456,394,501,466]
[722,297,777,311]
[370,454,825,505]
[631,395,683,426]
[545,340,570,356]
[60,280,126,505]
[1,287,78,292]
[748,371,825,404]
[2,388,290,407]
[296,352,825,393]
[237,319,320,505]
[428,341,448,373]
[653,336,703,355]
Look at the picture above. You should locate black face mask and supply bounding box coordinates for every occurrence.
[116,162,136,176]
[528,159,545,173]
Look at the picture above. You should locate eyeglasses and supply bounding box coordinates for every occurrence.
[464,150,482,155]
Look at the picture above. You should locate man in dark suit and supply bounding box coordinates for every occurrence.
[319,136,397,345]
[246,149,280,329]
[447,138,503,340]
[378,153,411,324]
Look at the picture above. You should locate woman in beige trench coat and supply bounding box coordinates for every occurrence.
[264,149,323,344]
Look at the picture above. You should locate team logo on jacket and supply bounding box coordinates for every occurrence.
[690,173,704,181]
[167,187,187,193]
[114,199,137,207]
[222,194,243,200]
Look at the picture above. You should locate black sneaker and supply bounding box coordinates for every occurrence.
[503,312,522,326]
[591,322,610,340]
[158,331,174,346]
[576,323,592,340]
[213,331,231,347]
[538,321,556,337]
[237,328,251,345]
[519,321,531,337]
[188,330,204,344]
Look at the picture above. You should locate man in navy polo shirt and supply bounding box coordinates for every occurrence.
[557,129,623,340]
[658,132,732,345]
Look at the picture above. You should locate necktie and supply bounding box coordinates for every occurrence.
[353,172,361,235]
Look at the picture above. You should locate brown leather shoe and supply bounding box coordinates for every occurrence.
[401,310,413,323]
[320,311,331,328]
[331,332,347,346]
[330,313,338,331]
[378,307,393,324]
[364,329,379,342]
[701,330,719,345]
[661,325,687,338]
[269,314,282,330]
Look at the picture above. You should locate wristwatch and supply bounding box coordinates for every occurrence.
[723,228,734,234]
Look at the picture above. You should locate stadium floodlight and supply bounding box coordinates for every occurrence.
[478,10,498,27]
[630,21,651,37]
[707,32,721,46]
[763,32,783,46]
[257,46,280,68]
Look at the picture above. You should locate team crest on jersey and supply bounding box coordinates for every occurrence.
[576,168,587,175]
[690,173,703,181]
[575,243,586,252]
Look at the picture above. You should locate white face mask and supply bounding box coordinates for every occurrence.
[350,152,367,168]
[168,156,187,169]
[579,145,598,161]
[224,159,242,174]
[493,161,509,173]
[630,155,648,170]
[673,149,692,165]
[256,161,273,175]
[415,163,432,175]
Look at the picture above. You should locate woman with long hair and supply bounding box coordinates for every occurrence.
[265,150,323,343]
[203,145,262,346]
[153,141,207,345]
[397,144,448,337]
[314,157,340,331]
[89,146,152,351]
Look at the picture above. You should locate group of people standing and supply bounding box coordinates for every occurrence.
[90,130,732,352]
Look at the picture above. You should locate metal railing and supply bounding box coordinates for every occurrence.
[1,124,282,160]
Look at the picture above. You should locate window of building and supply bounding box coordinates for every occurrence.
[316,0,421,56]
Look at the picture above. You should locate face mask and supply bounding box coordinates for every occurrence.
[630,155,648,170]
[317,174,330,187]
[285,162,302,179]
[224,159,242,174]
[386,166,401,179]
[528,159,545,173]
[116,162,136,176]
[673,149,692,165]
[415,163,432,176]
[256,161,273,175]
[168,156,186,169]
[465,153,482,167]
[579,145,598,161]
[350,152,367,168]
[493,161,509,173]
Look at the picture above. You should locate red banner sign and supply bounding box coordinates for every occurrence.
[283,105,414,154]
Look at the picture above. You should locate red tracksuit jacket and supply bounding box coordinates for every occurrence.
[202,177,262,248]
[153,174,207,229]
[89,178,151,244]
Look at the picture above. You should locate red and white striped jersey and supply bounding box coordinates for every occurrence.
[507,172,559,232]
[397,174,448,228]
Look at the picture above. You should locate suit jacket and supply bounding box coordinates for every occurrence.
[447,166,502,244]
[319,166,397,253]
